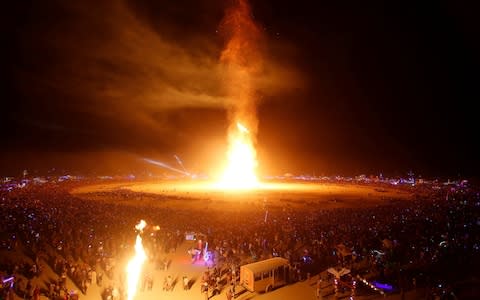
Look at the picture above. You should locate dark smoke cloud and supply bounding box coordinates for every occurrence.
[13,1,223,122]
[2,0,304,175]
[6,0,302,148]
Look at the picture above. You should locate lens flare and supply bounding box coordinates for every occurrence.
[126,220,147,300]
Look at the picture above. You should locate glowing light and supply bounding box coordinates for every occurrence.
[237,122,249,133]
[218,122,259,189]
[126,220,147,300]
[143,158,190,176]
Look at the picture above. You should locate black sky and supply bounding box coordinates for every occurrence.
[2,0,479,178]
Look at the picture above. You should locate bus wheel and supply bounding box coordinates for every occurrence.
[265,285,272,293]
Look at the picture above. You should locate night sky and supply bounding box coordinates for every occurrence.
[2,0,479,178]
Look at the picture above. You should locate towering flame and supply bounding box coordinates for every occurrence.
[126,220,147,300]
[218,0,264,189]
[219,122,258,188]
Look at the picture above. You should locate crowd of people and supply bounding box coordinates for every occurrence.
[1,178,479,299]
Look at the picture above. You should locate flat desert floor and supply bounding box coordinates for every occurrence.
[71,180,414,212]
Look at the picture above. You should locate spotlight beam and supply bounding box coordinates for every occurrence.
[174,154,189,174]
[143,158,190,176]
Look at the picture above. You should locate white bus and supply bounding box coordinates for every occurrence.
[240,257,290,293]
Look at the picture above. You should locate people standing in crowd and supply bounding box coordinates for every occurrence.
[0,178,478,299]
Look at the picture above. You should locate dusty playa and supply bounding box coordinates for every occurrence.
[71,180,413,212]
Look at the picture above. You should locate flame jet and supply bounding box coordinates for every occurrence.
[218,0,265,189]
[126,220,147,300]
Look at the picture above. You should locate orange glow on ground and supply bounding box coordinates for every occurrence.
[72,180,414,213]
[132,181,324,193]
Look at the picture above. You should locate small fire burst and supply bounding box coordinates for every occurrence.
[218,122,259,189]
[126,220,147,300]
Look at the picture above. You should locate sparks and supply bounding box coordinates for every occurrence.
[126,220,147,300]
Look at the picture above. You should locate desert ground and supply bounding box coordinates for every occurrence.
[71,180,413,212]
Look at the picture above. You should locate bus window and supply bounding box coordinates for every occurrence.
[263,271,270,279]
[254,273,262,281]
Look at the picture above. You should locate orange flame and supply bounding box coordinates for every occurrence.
[218,0,264,189]
[219,122,258,188]
[126,220,147,300]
